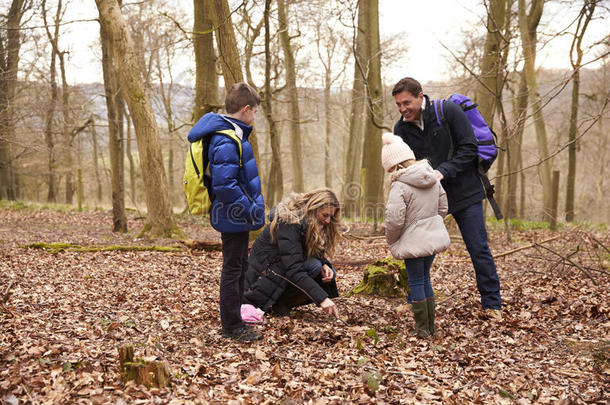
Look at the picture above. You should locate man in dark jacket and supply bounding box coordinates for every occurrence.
[188,82,266,341]
[392,77,502,316]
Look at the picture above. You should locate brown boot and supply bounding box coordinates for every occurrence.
[411,300,430,338]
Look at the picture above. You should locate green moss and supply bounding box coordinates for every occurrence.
[350,257,409,297]
[23,242,183,253]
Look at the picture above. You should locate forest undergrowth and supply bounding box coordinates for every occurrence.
[1,207,608,404]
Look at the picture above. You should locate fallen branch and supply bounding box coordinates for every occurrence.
[534,243,597,285]
[23,243,183,254]
[271,354,428,379]
[494,235,561,259]
[180,239,223,251]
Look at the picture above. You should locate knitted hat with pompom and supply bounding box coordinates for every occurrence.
[380,132,415,172]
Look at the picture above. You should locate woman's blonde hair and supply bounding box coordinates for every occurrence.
[270,188,341,258]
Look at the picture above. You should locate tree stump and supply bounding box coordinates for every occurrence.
[118,345,171,388]
[350,257,409,297]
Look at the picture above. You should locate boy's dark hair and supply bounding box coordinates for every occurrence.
[225,82,261,114]
[391,77,423,97]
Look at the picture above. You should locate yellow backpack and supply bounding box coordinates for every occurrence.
[183,128,243,215]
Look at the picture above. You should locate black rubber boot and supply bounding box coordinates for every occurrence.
[411,300,430,338]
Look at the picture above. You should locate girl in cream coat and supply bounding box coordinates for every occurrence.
[381,133,450,338]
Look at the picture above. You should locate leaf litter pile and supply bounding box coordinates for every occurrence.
[1,208,608,404]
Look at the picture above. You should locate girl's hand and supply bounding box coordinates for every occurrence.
[321,264,334,283]
[320,298,339,318]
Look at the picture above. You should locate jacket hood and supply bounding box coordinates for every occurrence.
[392,160,437,189]
[269,193,307,226]
[187,112,252,143]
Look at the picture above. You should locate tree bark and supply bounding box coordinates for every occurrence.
[505,71,528,219]
[193,0,218,121]
[95,0,179,238]
[90,116,103,203]
[360,0,384,223]
[263,0,283,207]
[475,0,507,123]
[565,0,596,222]
[42,0,61,203]
[58,50,75,204]
[518,0,553,222]
[210,0,259,164]
[277,0,304,192]
[125,111,136,206]
[99,2,127,232]
[0,0,26,201]
[343,1,367,218]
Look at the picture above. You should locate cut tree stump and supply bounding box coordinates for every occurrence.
[350,257,409,297]
[118,345,171,388]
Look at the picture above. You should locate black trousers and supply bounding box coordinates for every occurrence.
[220,231,249,331]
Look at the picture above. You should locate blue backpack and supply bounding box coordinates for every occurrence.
[433,94,503,220]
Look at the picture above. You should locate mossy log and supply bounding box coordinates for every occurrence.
[118,345,171,388]
[350,257,409,297]
[23,242,182,254]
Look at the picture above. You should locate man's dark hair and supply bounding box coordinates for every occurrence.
[391,77,423,97]
[225,82,261,114]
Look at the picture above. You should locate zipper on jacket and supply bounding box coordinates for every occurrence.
[239,183,254,203]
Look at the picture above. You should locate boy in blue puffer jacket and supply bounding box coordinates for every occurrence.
[187,83,265,342]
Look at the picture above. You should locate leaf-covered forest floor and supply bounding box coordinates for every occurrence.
[1,207,608,404]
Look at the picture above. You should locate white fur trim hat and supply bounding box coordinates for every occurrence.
[381,132,415,172]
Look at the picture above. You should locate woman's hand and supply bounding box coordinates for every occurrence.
[320,298,339,318]
[321,264,334,283]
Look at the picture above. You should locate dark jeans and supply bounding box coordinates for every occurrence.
[276,258,338,308]
[404,255,435,302]
[220,231,249,330]
[452,201,502,309]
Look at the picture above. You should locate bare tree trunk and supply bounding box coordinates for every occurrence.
[276,0,303,192]
[475,0,507,122]
[125,111,136,206]
[518,0,553,222]
[157,48,176,203]
[90,116,103,203]
[42,0,60,203]
[324,76,332,188]
[506,71,528,219]
[210,0,259,164]
[58,51,75,204]
[99,4,127,232]
[193,0,218,121]
[262,0,283,207]
[0,0,26,201]
[343,1,367,218]
[96,0,179,238]
[360,0,384,223]
[565,1,596,222]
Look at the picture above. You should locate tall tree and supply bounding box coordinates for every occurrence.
[316,20,348,190]
[276,0,304,192]
[343,0,367,218]
[95,0,179,238]
[98,0,127,232]
[518,0,553,222]
[0,0,27,200]
[475,0,508,123]
[565,0,597,222]
[210,0,259,162]
[360,0,384,223]
[263,0,283,206]
[42,0,61,203]
[193,0,218,121]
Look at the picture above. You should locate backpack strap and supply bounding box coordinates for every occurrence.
[433,99,454,161]
[478,169,503,220]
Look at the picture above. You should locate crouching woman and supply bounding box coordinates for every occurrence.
[243,189,341,318]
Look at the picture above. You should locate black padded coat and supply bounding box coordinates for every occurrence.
[243,219,330,312]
